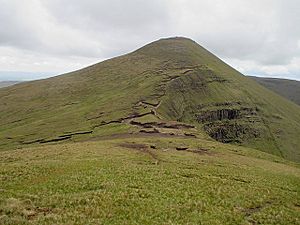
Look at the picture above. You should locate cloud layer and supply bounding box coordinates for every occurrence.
[0,0,299,80]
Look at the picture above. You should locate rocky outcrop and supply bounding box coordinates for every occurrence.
[196,107,257,123]
[197,109,240,122]
[195,103,261,143]
[204,121,260,143]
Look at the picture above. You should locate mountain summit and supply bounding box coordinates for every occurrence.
[1,37,300,161]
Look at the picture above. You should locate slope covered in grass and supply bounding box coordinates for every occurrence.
[249,76,300,106]
[0,37,300,162]
[1,137,300,225]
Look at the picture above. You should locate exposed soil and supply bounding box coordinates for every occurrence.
[241,201,273,225]
[27,207,53,220]
[93,111,156,129]
[184,133,197,137]
[119,142,148,150]
[40,136,72,143]
[22,130,93,145]
[130,121,195,130]
[187,148,211,155]
[59,130,93,138]
[139,129,160,134]
[176,147,189,151]
[139,101,160,107]
[119,142,160,163]
[84,132,196,143]
[21,139,45,145]
[175,147,212,155]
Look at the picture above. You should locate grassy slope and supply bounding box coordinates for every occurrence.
[249,76,300,106]
[0,37,300,162]
[0,53,163,149]
[0,137,300,224]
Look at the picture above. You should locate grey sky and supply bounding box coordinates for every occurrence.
[0,0,299,81]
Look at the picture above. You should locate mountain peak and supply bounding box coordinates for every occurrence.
[133,36,207,64]
[156,36,195,42]
[136,36,197,50]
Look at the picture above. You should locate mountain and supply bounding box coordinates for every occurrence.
[0,81,20,88]
[1,37,300,224]
[1,37,300,162]
[249,76,300,106]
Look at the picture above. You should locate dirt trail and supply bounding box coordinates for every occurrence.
[84,132,196,143]
[21,67,199,145]
[93,67,199,133]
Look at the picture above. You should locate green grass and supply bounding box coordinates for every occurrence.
[1,137,300,224]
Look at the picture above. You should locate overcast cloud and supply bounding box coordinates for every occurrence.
[0,0,299,81]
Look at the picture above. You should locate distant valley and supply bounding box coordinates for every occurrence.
[0,81,20,88]
[249,76,300,106]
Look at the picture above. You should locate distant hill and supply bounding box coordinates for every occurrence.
[249,76,300,106]
[1,37,300,162]
[0,81,20,88]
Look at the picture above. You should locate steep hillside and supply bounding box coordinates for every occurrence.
[1,37,300,162]
[249,76,300,106]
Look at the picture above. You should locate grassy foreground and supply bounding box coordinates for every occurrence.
[1,137,299,224]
